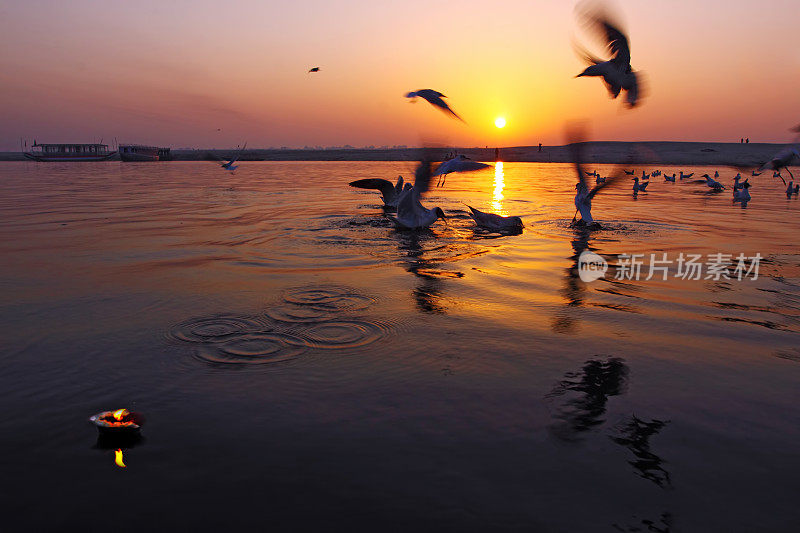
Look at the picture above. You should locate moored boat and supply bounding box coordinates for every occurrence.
[24,142,116,162]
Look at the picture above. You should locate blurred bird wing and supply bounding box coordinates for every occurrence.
[602,20,631,66]
[349,178,397,200]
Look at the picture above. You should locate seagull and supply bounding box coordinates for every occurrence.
[596,175,606,184]
[308,67,320,73]
[787,181,795,197]
[651,170,661,177]
[701,174,725,190]
[759,145,799,185]
[348,175,408,208]
[664,173,676,182]
[714,170,720,178]
[585,170,600,178]
[405,89,464,121]
[733,181,751,204]
[732,173,744,190]
[632,176,649,192]
[624,170,635,175]
[575,9,641,107]
[389,155,447,230]
[206,142,247,171]
[570,131,624,226]
[679,171,694,180]
[432,154,491,187]
[752,170,762,176]
[641,170,650,180]
[466,205,523,232]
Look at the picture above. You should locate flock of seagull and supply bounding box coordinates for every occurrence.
[222,2,799,232]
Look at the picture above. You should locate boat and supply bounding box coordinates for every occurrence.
[24,142,116,162]
[119,144,172,162]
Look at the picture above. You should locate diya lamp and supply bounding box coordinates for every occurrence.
[89,408,145,435]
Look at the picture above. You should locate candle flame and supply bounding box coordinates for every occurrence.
[112,409,128,421]
[114,449,126,468]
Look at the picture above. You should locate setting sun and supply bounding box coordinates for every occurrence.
[494,117,506,129]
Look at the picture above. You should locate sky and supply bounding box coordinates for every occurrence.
[1,0,798,151]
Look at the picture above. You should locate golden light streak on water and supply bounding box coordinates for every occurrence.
[492,161,507,215]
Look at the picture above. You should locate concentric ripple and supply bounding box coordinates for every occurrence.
[283,286,375,312]
[300,319,392,349]
[264,305,335,324]
[193,332,308,365]
[167,314,272,343]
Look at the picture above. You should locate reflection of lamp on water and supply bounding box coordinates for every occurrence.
[114,448,126,468]
[492,161,507,215]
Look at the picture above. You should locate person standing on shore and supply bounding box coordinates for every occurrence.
[538,143,542,152]
[746,138,749,144]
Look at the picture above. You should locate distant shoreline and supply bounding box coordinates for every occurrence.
[0,142,790,166]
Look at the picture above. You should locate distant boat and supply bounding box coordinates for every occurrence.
[119,144,172,162]
[24,142,116,162]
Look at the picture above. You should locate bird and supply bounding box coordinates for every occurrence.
[787,181,795,197]
[624,170,635,175]
[679,171,694,180]
[752,170,762,176]
[701,174,725,190]
[432,154,491,187]
[389,155,447,230]
[651,170,661,177]
[733,181,751,203]
[466,205,523,233]
[575,8,641,107]
[759,145,799,185]
[664,173,676,182]
[405,89,464,121]
[308,67,320,73]
[632,176,649,192]
[641,170,650,180]
[596,175,606,184]
[585,170,600,178]
[714,170,720,178]
[569,129,624,226]
[348,175,408,208]
[206,142,247,171]
[733,174,743,190]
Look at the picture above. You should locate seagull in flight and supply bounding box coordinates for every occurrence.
[575,8,641,108]
[389,154,447,230]
[206,142,247,171]
[405,89,464,122]
[432,154,491,187]
[308,67,320,73]
[758,145,799,185]
[348,175,409,209]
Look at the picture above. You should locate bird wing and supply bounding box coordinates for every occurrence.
[624,72,639,107]
[229,142,247,164]
[601,20,631,66]
[412,154,434,195]
[426,94,463,121]
[349,178,397,199]
[435,160,490,175]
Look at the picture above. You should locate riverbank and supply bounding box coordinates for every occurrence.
[0,141,790,166]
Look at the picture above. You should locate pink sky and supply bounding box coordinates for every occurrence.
[1,0,798,151]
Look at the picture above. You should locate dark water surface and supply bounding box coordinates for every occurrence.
[1,161,799,532]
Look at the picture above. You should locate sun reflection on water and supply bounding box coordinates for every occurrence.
[492,161,506,215]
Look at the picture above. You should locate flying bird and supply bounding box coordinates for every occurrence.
[206,142,247,171]
[348,175,408,209]
[575,7,642,107]
[758,145,799,185]
[405,89,464,122]
[432,154,491,187]
[466,205,523,233]
[308,67,320,73]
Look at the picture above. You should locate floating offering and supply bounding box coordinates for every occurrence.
[89,409,144,435]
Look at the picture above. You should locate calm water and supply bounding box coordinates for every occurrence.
[1,161,799,532]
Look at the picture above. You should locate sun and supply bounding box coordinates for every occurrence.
[494,117,506,129]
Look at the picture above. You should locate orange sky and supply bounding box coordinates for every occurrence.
[1,0,798,150]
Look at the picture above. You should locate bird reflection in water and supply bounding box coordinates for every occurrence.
[551,226,597,333]
[393,230,459,314]
[612,415,672,488]
[546,356,629,441]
